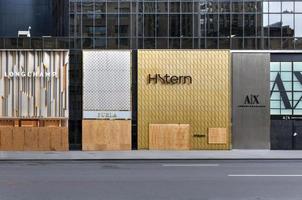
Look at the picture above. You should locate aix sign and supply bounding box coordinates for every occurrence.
[147,74,192,85]
[238,94,265,108]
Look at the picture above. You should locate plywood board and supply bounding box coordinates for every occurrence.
[21,120,38,127]
[43,120,60,127]
[24,128,39,150]
[38,129,51,150]
[0,127,13,150]
[0,120,14,127]
[12,128,25,151]
[149,124,190,150]
[82,120,131,151]
[208,128,228,144]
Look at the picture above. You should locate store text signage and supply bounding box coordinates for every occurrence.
[4,71,57,78]
[147,74,192,84]
[238,94,266,108]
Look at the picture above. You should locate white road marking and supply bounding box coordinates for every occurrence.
[228,174,302,177]
[162,164,219,167]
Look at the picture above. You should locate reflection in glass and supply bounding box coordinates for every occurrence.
[120,14,131,37]
[207,14,218,37]
[144,14,155,37]
[219,14,230,37]
[107,2,118,13]
[231,0,243,13]
[232,14,243,37]
[170,15,180,37]
[95,1,106,13]
[295,15,302,37]
[181,14,193,37]
[157,15,168,37]
[282,1,294,13]
[82,0,94,13]
[269,14,281,37]
[269,2,281,12]
[244,14,256,36]
[95,14,106,36]
[120,2,130,13]
[181,2,193,12]
[144,2,155,13]
[170,2,180,12]
[263,1,269,12]
[282,14,294,37]
[157,2,168,13]
[107,14,118,37]
[296,2,302,12]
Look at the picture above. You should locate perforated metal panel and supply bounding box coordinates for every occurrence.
[83,50,131,118]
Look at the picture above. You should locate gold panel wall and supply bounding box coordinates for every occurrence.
[138,50,231,150]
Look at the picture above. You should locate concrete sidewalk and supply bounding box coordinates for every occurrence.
[0,150,302,160]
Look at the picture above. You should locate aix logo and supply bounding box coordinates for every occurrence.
[239,94,265,108]
[244,95,260,105]
[147,74,192,85]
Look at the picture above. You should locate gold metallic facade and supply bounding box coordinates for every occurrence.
[138,50,231,150]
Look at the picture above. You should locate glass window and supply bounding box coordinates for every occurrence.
[270,62,280,71]
[296,2,302,12]
[232,0,244,13]
[281,62,292,71]
[120,2,130,13]
[144,2,155,13]
[82,38,93,48]
[207,0,219,12]
[107,38,118,49]
[207,14,218,37]
[282,1,294,13]
[244,1,257,12]
[169,14,180,37]
[206,38,218,48]
[75,14,82,37]
[270,38,281,49]
[198,14,206,37]
[95,1,106,13]
[120,14,131,37]
[119,38,130,49]
[232,14,244,37]
[144,38,155,48]
[156,38,168,49]
[269,1,281,12]
[219,1,230,13]
[244,38,256,49]
[95,38,106,48]
[181,2,193,12]
[294,62,302,71]
[107,2,118,13]
[170,2,180,12]
[282,14,294,37]
[82,0,94,13]
[269,14,281,37]
[157,2,168,12]
[181,38,193,49]
[295,15,302,37]
[95,14,106,36]
[263,14,269,36]
[244,14,256,36]
[156,14,168,37]
[219,14,230,37]
[144,14,155,37]
[181,14,193,37]
[263,1,269,12]
[169,38,180,48]
[82,14,94,37]
[219,38,230,49]
[107,14,118,37]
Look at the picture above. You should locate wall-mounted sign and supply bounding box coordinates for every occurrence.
[238,94,266,108]
[83,111,131,119]
[147,74,192,84]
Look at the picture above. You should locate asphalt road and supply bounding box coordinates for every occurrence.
[0,160,302,200]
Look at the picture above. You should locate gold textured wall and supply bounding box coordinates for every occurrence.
[138,50,231,150]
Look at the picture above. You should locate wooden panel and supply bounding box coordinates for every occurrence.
[149,124,190,150]
[38,129,51,150]
[12,128,24,151]
[0,127,13,150]
[82,120,131,151]
[0,120,14,127]
[21,120,38,127]
[42,120,60,127]
[24,128,39,150]
[208,128,228,144]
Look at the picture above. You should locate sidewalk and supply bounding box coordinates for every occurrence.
[0,150,302,160]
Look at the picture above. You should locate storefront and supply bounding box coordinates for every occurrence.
[137,50,231,150]
[0,50,69,151]
[82,50,132,150]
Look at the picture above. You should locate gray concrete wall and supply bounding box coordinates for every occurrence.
[232,53,270,149]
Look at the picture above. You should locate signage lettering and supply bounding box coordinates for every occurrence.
[238,94,265,108]
[147,74,192,84]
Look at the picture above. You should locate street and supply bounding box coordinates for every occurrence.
[0,160,302,200]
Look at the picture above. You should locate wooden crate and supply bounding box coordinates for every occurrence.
[82,120,131,151]
[149,124,190,150]
[208,128,228,144]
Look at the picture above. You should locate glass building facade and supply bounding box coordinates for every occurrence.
[68,0,302,50]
